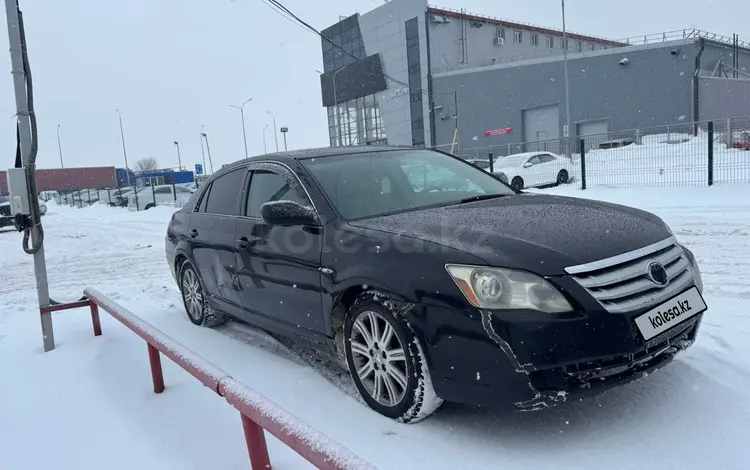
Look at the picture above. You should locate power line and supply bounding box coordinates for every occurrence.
[260,0,445,98]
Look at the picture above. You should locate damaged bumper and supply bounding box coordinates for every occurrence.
[406,289,704,410]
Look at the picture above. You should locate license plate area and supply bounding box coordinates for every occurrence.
[634,286,707,341]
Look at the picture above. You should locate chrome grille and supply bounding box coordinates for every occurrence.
[565,237,694,314]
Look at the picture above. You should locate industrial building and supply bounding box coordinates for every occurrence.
[318,0,750,155]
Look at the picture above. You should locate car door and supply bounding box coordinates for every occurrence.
[234,163,326,334]
[536,154,560,186]
[189,167,247,314]
[152,186,172,206]
[522,155,544,187]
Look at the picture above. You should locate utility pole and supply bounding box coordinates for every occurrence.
[263,124,268,154]
[453,91,460,155]
[266,111,279,152]
[281,126,289,151]
[4,0,54,351]
[56,124,64,168]
[173,141,182,170]
[316,68,344,146]
[230,97,253,158]
[116,109,131,186]
[199,124,207,175]
[561,0,573,158]
[202,132,214,174]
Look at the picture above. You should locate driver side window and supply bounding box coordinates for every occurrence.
[400,161,482,193]
[245,168,312,218]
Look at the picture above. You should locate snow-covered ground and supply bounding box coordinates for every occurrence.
[2,184,750,469]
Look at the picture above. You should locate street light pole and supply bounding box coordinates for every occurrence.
[230,97,253,158]
[56,124,64,168]
[266,111,279,152]
[561,0,573,158]
[116,108,131,186]
[199,124,207,175]
[263,124,268,154]
[173,141,182,170]
[316,68,345,146]
[202,132,214,174]
[280,127,289,151]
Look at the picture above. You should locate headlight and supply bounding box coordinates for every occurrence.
[681,245,703,294]
[445,264,573,313]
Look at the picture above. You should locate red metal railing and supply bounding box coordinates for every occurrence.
[51,289,376,470]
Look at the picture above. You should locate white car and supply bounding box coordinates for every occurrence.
[492,152,572,190]
[128,184,194,211]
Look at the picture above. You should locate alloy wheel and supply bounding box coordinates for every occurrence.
[181,268,204,321]
[349,310,409,407]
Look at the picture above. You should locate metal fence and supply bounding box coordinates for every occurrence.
[437,116,750,189]
[50,180,202,211]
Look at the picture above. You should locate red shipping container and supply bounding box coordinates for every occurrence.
[0,166,117,194]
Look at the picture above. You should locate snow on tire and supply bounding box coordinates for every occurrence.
[344,292,443,423]
[179,261,227,328]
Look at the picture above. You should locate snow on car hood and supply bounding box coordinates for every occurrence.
[349,193,673,276]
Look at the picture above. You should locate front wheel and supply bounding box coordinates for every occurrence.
[344,294,443,423]
[511,176,524,191]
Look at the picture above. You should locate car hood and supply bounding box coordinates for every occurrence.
[348,193,673,276]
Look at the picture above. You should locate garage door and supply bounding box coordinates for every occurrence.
[523,105,560,152]
[577,119,609,151]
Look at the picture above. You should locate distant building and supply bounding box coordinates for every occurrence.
[135,169,194,187]
[319,0,750,154]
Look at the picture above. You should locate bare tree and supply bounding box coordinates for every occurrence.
[134,156,159,172]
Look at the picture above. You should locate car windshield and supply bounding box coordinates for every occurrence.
[303,149,514,220]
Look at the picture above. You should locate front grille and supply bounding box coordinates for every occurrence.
[565,236,694,313]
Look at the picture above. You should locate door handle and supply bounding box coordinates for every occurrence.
[236,237,250,250]
[189,229,199,238]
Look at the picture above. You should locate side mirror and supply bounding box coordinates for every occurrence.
[260,200,318,227]
[522,162,532,168]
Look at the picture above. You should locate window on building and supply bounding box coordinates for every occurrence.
[530,34,539,46]
[577,41,583,52]
[497,27,505,40]
[203,168,245,215]
[601,45,608,50]
[546,37,554,48]
[514,31,522,43]
[328,95,388,147]
[589,43,595,51]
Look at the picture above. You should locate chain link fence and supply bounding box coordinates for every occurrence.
[51,180,202,211]
[436,116,750,189]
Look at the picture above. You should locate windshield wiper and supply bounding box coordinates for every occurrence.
[456,193,510,204]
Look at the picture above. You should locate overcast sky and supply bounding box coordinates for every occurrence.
[0,0,744,172]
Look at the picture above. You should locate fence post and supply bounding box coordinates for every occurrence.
[241,414,272,470]
[707,121,714,186]
[147,344,165,393]
[134,184,139,211]
[172,182,177,202]
[87,188,91,205]
[488,152,494,173]
[107,189,112,205]
[580,139,587,190]
[151,184,157,207]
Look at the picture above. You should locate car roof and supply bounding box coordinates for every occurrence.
[220,145,419,170]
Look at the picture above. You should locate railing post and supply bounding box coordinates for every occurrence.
[707,121,714,186]
[147,344,165,393]
[580,139,587,190]
[90,302,102,336]
[151,184,157,207]
[241,414,272,470]
[488,152,494,173]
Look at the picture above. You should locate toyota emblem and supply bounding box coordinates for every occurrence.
[647,262,669,286]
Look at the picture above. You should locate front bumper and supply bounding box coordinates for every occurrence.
[406,285,703,410]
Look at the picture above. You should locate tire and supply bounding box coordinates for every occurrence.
[344,293,443,423]
[144,203,155,210]
[511,176,524,191]
[179,261,227,327]
[556,170,569,185]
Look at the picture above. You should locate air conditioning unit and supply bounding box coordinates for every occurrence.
[494,37,504,46]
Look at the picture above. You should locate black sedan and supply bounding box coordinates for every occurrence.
[165,146,707,423]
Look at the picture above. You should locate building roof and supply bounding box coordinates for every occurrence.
[427,5,627,47]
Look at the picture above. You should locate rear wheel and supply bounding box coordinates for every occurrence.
[556,170,569,185]
[511,176,524,191]
[344,294,443,423]
[179,261,226,327]
[144,203,155,210]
